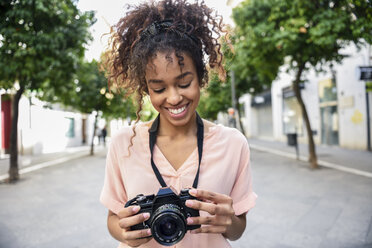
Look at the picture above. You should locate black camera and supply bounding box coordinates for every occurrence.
[124,187,200,246]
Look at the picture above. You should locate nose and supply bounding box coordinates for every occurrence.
[166,88,183,105]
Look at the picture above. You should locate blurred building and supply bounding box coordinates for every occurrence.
[0,94,97,156]
[240,43,372,150]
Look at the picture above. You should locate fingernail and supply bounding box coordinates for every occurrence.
[187,218,193,224]
[132,206,140,213]
[147,229,151,235]
[186,200,193,207]
[143,212,150,219]
[190,189,197,195]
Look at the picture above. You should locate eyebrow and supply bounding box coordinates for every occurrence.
[147,71,193,84]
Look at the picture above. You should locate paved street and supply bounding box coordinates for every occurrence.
[0,148,371,248]
[231,150,372,248]
[0,150,116,248]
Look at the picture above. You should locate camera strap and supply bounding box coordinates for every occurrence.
[149,112,204,189]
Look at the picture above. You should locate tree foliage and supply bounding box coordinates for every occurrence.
[62,60,135,118]
[232,3,283,94]
[198,27,280,122]
[233,0,372,76]
[53,59,137,155]
[0,0,95,92]
[232,0,372,168]
[197,37,232,120]
[197,72,231,121]
[198,36,245,121]
[0,0,95,181]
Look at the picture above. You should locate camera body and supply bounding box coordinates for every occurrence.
[125,187,200,246]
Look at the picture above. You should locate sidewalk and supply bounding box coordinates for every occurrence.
[248,137,372,178]
[1,138,371,181]
[0,145,105,181]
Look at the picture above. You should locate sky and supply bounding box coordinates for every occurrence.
[77,0,235,61]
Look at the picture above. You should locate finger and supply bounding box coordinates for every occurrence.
[189,189,233,205]
[119,212,151,229]
[186,200,233,215]
[190,225,227,234]
[126,237,152,247]
[123,228,152,241]
[187,215,232,226]
[118,206,141,219]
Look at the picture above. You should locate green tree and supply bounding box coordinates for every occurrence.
[197,72,231,120]
[197,38,234,122]
[198,34,277,134]
[57,59,136,155]
[0,0,95,181]
[233,0,372,168]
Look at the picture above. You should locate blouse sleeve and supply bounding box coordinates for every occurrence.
[100,139,128,215]
[230,140,257,216]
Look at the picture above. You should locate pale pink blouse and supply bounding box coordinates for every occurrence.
[100,122,257,248]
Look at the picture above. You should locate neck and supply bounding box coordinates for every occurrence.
[158,112,197,138]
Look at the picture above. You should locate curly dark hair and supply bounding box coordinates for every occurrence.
[104,0,227,122]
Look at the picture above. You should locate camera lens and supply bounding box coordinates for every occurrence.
[151,204,186,246]
[159,216,177,236]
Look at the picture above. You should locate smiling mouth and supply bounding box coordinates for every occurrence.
[167,104,188,115]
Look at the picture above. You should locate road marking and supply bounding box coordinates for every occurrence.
[250,144,372,178]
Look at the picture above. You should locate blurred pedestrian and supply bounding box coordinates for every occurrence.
[101,126,107,146]
[100,1,257,247]
[228,107,236,128]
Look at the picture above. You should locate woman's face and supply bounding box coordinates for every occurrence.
[145,51,200,128]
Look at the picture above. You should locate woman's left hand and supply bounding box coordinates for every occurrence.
[185,188,235,235]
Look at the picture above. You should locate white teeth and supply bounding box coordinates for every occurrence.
[168,106,186,115]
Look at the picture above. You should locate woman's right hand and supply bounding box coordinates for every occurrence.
[117,206,152,247]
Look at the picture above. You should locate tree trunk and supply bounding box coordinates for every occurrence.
[9,85,25,182]
[293,63,318,169]
[90,112,98,156]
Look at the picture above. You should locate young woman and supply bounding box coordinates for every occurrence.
[100,1,257,247]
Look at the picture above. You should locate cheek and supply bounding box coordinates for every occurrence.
[149,94,158,105]
[191,87,201,104]
[194,90,200,104]
[148,93,163,111]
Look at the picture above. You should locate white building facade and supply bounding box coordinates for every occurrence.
[0,94,98,156]
[241,43,372,151]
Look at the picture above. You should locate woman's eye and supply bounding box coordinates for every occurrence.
[179,82,191,89]
[153,88,165,93]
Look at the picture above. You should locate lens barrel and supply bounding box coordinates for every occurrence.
[151,204,186,246]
